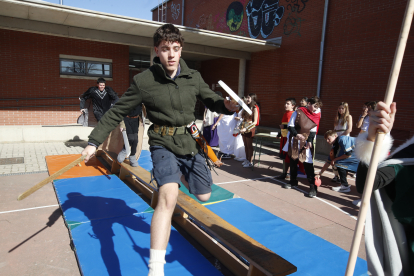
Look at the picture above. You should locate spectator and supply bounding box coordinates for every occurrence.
[356,101,377,133]
[277,98,296,179]
[202,106,221,147]
[217,112,237,159]
[80,77,119,122]
[316,130,359,193]
[299,97,308,108]
[330,102,353,183]
[239,94,259,168]
[334,102,353,137]
[117,104,143,167]
[233,101,247,162]
[282,96,322,198]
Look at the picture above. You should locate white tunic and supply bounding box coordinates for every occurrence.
[217,113,237,155]
[233,110,246,159]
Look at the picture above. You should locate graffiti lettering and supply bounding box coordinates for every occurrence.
[283,11,304,36]
[286,0,309,13]
[207,14,214,30]
[246,0,285,39]
[171,2,180,21]
[196,14,207,29]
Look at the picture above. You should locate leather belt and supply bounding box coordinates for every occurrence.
[126,115,139,119]
[153,124,187,136]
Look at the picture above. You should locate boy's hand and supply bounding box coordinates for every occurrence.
[296,134,305,141]
[224,99,239,112]
[367,101,396,141]
[81,145,96,163]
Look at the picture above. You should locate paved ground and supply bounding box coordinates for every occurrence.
[0,139,365,275]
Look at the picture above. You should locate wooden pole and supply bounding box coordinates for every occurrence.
[345,1,414,275]
[17,155,85,201]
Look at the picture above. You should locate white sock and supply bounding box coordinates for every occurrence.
[148,249,166,276]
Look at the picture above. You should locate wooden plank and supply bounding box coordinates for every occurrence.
[177,191,297,276]
[173,208,249,276]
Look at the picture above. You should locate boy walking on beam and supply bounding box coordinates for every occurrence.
[81,24,237,276]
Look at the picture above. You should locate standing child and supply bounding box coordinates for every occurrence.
[239,94,259,168]
[282,96,322,197]
[277,98,296,179]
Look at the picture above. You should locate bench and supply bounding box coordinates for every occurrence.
[98,149,297,276]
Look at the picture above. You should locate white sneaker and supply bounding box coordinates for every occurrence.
[352,199,361,207]
[242,160,248,165]
[332,185,351,193]
[243,162,253,168]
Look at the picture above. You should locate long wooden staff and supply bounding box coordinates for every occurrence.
[17,155,85,201]
[345,1,414,275]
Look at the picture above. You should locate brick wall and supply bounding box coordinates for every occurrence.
[155,0,414,143]
[0,29,130,125]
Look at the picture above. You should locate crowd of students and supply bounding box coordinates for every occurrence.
[202,95,383,200]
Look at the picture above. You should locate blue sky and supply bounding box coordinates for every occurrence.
[40,0,159,20]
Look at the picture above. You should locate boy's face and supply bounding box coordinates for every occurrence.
[285,101,294,111]
[154,40,182,75]
[307,102,319,113]
[97,82,105,91]
[300,99,307,107]
[326,134,337,145]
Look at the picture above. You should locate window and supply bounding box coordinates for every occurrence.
[60,59,112,77]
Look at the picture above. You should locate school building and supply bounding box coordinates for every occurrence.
[1,0,413,144]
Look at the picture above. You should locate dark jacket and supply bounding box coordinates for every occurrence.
[88,58,232,156]
[80,86,119,114]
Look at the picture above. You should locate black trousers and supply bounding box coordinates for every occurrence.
[125,133,138,156]
[337,167,349,186]
[290,158,315,186]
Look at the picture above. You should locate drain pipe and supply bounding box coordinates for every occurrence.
[316,0,329,97]
[60,0,63,4]
[181,0,185,26]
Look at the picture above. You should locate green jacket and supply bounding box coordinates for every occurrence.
[88,57,232,156]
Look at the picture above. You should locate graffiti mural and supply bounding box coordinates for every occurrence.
[283,0,308,37]
[171,2,180,21]
[206,14,214,30]
[246,0,285,39]
[283,11,304,36]
[226,1,244,32]
[196,14,207,29]
[286,0,309,13]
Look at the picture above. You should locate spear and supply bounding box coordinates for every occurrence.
[345,0,414,275]
[17,155,85,201]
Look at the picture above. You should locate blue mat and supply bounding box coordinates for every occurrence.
[70,212,222,276]
[138,150,153,172]
[53,174,222,276]
[206,198,368,276]
[54,175,150,226]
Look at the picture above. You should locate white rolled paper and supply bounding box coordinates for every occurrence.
[218,80,252,115]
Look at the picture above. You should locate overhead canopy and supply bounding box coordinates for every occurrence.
[0,0,280,60]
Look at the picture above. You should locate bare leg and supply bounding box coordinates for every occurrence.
[150,183,179,249]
